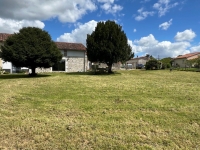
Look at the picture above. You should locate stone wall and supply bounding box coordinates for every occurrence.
[66,57,86,72]
[0,59,2,69]
[91,62,121,70]
[36,67,52,73]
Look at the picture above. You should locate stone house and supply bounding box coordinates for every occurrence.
[54,42,87,72]
[126,56,150,69]
[0,33,87,73]
[173,52,200,68]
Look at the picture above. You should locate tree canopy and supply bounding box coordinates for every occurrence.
[86,20,133,73]
[145,59,160,70]
[160,57,172,69]
[187,55,200,68]
[0,27,62,75]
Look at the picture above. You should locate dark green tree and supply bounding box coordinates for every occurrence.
[145,59,160,70]
[0,27,62,76]
[86,20,133,73]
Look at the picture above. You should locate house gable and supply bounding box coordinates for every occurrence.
[175,52,200,59]
[173,52,200,67]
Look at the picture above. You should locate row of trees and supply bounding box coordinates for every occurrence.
[145,56,200,70]
[145,57,172,70]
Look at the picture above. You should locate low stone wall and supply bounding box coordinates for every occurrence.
[36,67,52,73]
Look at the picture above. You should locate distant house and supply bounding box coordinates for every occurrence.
[173,52,200,68]
[126,56,150,69]
[0,33,87,73]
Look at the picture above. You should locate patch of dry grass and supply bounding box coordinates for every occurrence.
[0,70,200,149]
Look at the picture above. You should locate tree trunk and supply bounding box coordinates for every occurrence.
[107,64,112,73]
[30,66,37,76]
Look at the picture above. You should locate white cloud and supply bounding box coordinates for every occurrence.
[0,18,45,33]
[174,29,196,42]
[98,0,123,14]
[159,18,172,30]
[135,8,155,21]
[128,39,139,53]
[135,34,158,47]
[129,34,192,58]
[57,20,97,45]
[153,0,179,17]
[190,45,200,52]
[141,0,151,3]
[97,0,114,3]
[133,29,137,32]
[0,0,96,23]
[55,19,199,59]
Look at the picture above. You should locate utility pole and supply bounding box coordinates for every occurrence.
[157,55,160,69]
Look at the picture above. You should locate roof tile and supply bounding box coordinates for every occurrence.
[55,42,86,51]
[175,52,200,59]
[0,33,12,42]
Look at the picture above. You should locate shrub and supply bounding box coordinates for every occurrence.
[0,67,5,74]
[145,59,160,70]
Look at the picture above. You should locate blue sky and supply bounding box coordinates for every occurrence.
[0,0,199,58]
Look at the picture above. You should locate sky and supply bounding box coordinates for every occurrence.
[0,0,200,59]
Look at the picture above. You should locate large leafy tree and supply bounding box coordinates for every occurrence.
[0,27,62,76]
[86,20,133,73]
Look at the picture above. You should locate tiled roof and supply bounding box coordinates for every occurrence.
[0,33,86,51]
[175,52,200,59]
[55,42,86,51]
[0,33,12,42]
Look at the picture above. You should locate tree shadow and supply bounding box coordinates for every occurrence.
[0,74,51,79]
[65,71,121,76]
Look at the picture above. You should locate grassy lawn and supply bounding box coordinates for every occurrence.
[0,70,199,149]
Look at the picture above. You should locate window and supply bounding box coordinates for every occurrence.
[64,51,67,57]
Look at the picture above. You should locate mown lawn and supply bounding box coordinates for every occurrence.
[0,70,199,149]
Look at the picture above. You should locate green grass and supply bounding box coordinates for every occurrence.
[0,70,200,149]
[175,67,200,72]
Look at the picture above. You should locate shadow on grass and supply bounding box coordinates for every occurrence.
[0,74,51,79]
[65,71,121,76]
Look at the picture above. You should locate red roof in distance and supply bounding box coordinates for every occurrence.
[0,33,12,42]
[175,52,200,59]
